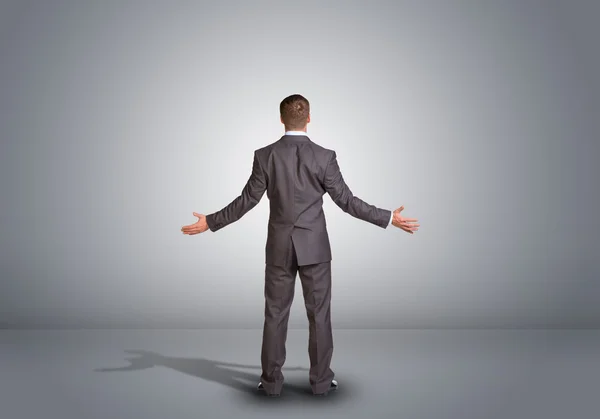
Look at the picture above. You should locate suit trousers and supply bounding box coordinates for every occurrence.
[260,235,335,395]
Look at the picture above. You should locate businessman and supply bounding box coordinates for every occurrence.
[181,94,419,396]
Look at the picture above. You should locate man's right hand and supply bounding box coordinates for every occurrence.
[392,206,419,234]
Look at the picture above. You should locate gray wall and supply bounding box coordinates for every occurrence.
[1,0,599,329]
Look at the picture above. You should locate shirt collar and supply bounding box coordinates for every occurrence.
[285,131,307,136]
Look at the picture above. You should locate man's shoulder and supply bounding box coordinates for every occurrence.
[256,137,333,153]
[253,138,335,169]
[254,143,274,160]
[255,137,282,153]
[306,140,332,154]
[304,141,335,165]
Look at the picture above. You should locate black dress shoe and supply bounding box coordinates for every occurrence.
[257,382,280,397]
[314,379,338,396]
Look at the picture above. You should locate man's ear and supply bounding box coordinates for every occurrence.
[280,115,284,124]
[307,114,311,123]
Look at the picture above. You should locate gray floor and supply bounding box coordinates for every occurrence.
[1,329,599,419]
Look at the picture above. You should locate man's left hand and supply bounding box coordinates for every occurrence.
[181,212,209,235]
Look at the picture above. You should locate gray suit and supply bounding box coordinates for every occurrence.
[206,133,391,394]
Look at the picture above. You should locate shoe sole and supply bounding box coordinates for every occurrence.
[314,387,337,396]
[257,387,281,397]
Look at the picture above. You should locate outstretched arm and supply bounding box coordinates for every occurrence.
[204,150,267,232]
[323,150,392,228]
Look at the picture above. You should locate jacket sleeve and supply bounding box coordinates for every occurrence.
[322,150,391,229]
[206,150,267,232]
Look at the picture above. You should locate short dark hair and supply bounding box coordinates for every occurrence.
[280,94,310,130]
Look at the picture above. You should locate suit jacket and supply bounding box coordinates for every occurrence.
[205,134,392,267]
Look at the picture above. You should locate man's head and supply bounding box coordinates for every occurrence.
[280,94,310,131]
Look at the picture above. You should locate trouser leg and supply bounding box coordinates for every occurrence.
[260,240,298,394]
[298,260,335,394]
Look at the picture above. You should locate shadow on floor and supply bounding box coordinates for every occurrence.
[94,349,334,402]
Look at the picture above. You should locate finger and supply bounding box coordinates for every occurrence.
[402,218,418,222]
[193,212,201,218]
[395,206,404,213]
[401,225,415,233]
[400,222,419,228]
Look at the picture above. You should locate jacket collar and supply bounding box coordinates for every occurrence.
[282,131,310,142]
